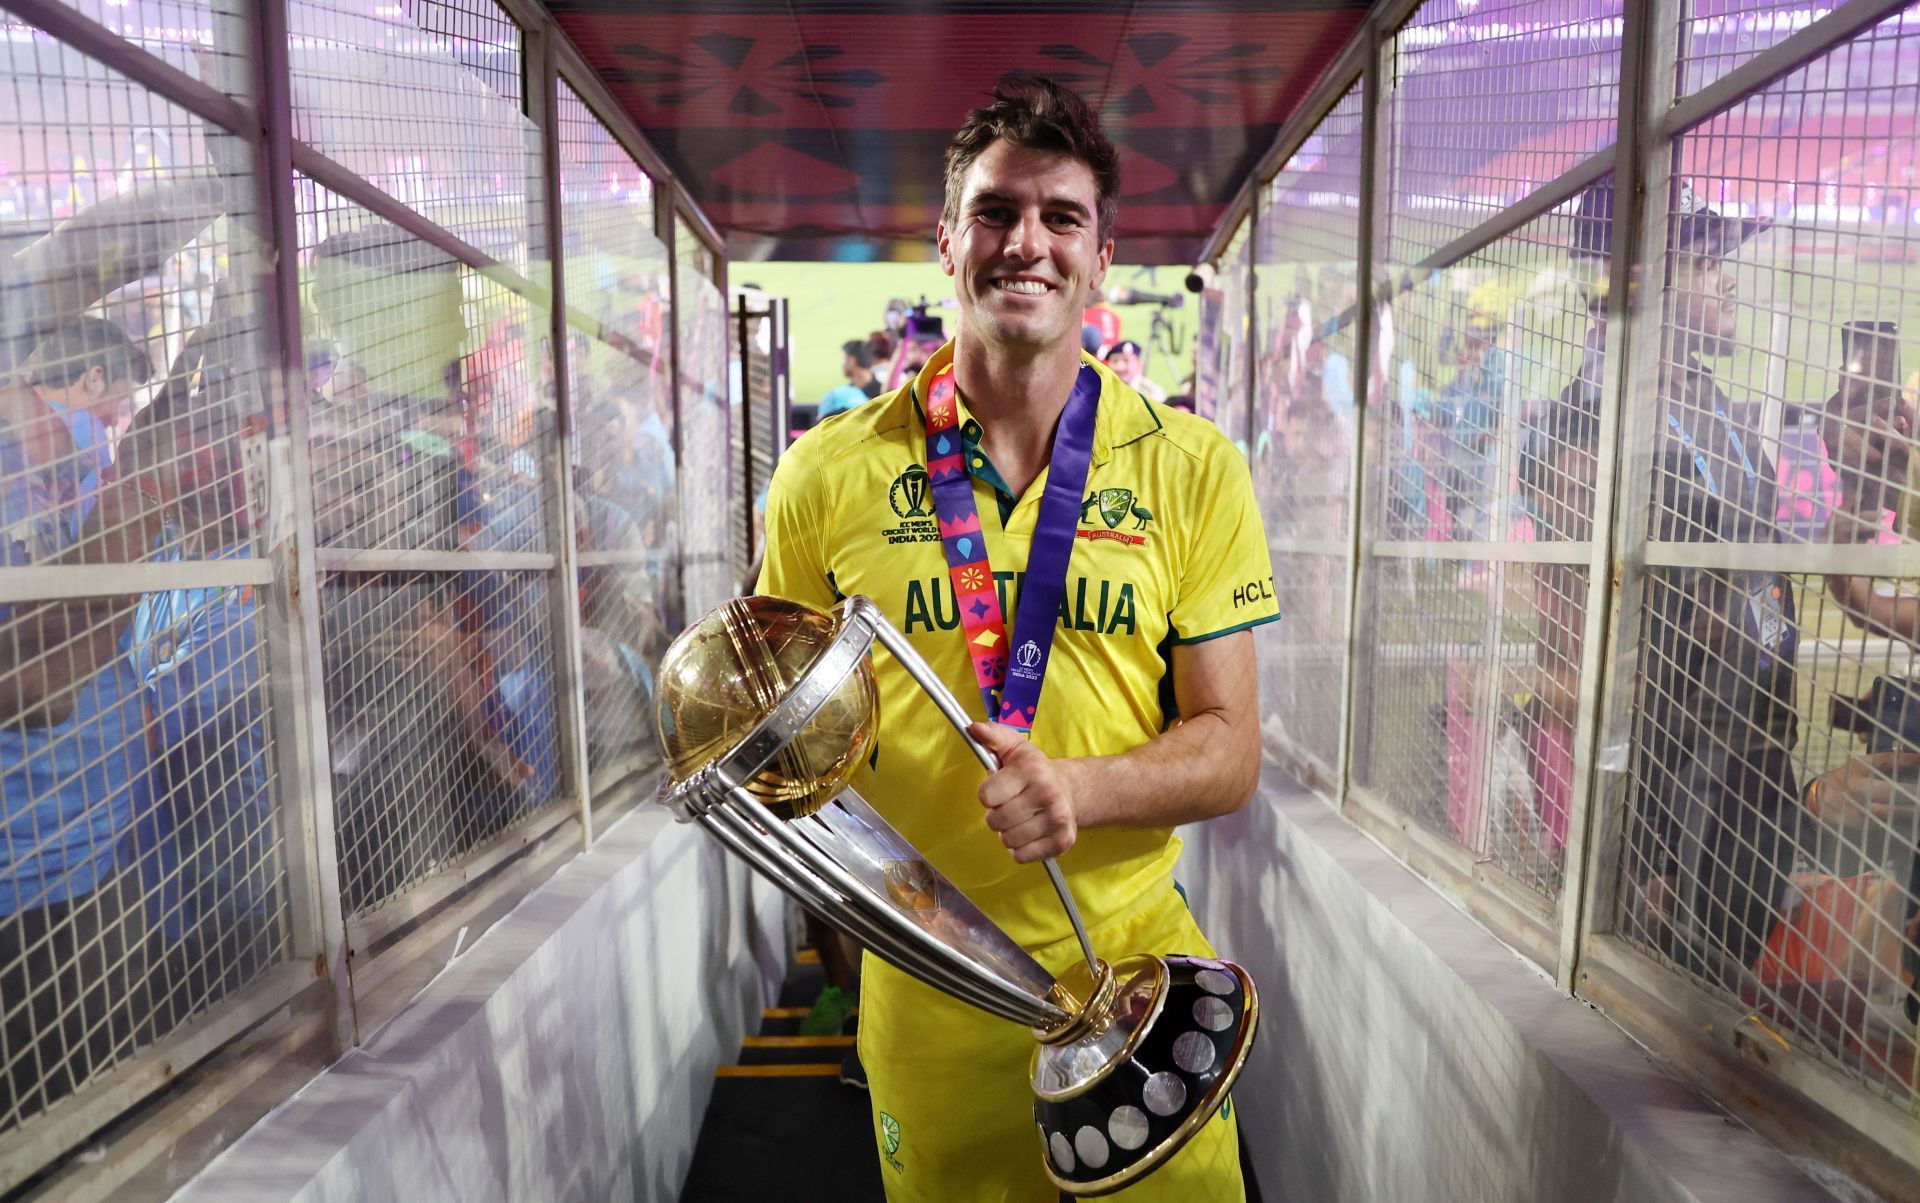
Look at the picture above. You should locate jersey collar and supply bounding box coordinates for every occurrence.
[907,338,1162,468]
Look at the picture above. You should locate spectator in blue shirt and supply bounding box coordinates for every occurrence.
[815,383,869,421]
[1440,313,1507,543]
[1,315,167,1121]
[126,302,282,1022]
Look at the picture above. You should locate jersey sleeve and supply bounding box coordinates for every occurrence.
[755,439,839,609]
[1169,433,1280,644]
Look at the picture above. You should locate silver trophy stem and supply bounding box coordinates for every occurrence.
[708,780,1068,1026]
[702,802,1044,1028]
[692,796,1001,1016]
[853,600,1102,979]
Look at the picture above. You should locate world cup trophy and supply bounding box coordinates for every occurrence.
[656,595,1257,1196]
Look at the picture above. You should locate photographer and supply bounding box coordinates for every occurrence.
[1806,333,1920,1027]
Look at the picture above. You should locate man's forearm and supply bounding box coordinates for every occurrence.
[1067,708,1261,831]
[1826,572,1920,643]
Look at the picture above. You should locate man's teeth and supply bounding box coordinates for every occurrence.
[995,280,1048,295]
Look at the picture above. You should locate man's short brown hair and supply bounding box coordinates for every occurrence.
[943,76,1120,245]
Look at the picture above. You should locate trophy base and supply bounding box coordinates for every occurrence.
[1030,954,1258,1197]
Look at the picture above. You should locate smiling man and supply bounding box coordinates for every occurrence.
[758,78,1275,1201]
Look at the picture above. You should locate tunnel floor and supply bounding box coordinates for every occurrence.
[681,951,886,1202]
[680,950,1267,1202]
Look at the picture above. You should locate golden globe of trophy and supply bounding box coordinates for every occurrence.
[657,595,1258,1196]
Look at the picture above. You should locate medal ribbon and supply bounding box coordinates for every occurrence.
[923,362,1101,732]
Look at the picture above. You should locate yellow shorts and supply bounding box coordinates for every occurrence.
[858,881,1246,1203]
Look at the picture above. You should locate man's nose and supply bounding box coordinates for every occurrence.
[1003,210,1044,259]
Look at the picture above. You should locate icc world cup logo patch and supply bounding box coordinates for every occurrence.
[881,466,940,544]
[1015,639,1042,670]
[890,466,931,518]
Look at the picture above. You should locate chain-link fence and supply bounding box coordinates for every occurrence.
[1221,0,1920,1194]
[554,75,678,805]
[675,221,733,617]
[1255,79,1366,789]
[0,0,725,1188]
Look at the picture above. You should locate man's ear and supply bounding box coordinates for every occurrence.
[937,221,955,277]
[82,363,108,399]
[1089,237,1115,295]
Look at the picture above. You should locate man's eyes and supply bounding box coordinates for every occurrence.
[972,207,1084,229]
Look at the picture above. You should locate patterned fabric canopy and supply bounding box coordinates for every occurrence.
[549,0,1370,263]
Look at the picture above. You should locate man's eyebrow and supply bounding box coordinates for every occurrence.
[965,190,1093,218]
[966,190,1016,210]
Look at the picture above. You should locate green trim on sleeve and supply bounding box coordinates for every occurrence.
[1170,612,1281,646]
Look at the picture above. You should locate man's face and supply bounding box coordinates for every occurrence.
[1455,324,1494,366]
[1105,347,1140,382]
[94,370,138,421]
[1669,255,1741,357]
[939,141,1113,356]
[842,352,860,380]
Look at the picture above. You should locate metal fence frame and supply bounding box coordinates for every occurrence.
[0,0,728,1190]
[1210,0,1920,1195]
[732,286,791,581]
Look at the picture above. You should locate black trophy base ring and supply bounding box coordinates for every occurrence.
[1034,954,1258,1196]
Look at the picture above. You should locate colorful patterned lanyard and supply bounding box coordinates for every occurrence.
[923,362,1101,731]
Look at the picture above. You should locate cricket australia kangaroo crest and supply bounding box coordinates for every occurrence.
[1079,487,1152,546]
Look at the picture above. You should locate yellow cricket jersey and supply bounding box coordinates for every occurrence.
[757,341,1279,956]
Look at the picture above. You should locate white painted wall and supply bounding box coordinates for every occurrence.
[174,806,785,1203]
[1180,773,1836,1203]
[174,768,1836,1203]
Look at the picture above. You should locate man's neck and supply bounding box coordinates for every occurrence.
[1658,342,1706,391]
[950,335,1083,499]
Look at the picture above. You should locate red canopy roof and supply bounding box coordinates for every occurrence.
[549,0,1370,263]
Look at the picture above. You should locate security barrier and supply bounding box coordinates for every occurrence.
[1216,0,1920,1194]
[0,0,729,1189]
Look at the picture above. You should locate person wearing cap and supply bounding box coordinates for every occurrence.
[903,325,945,373]
[1101,338,1166,402]
[1555,180,1806,988]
